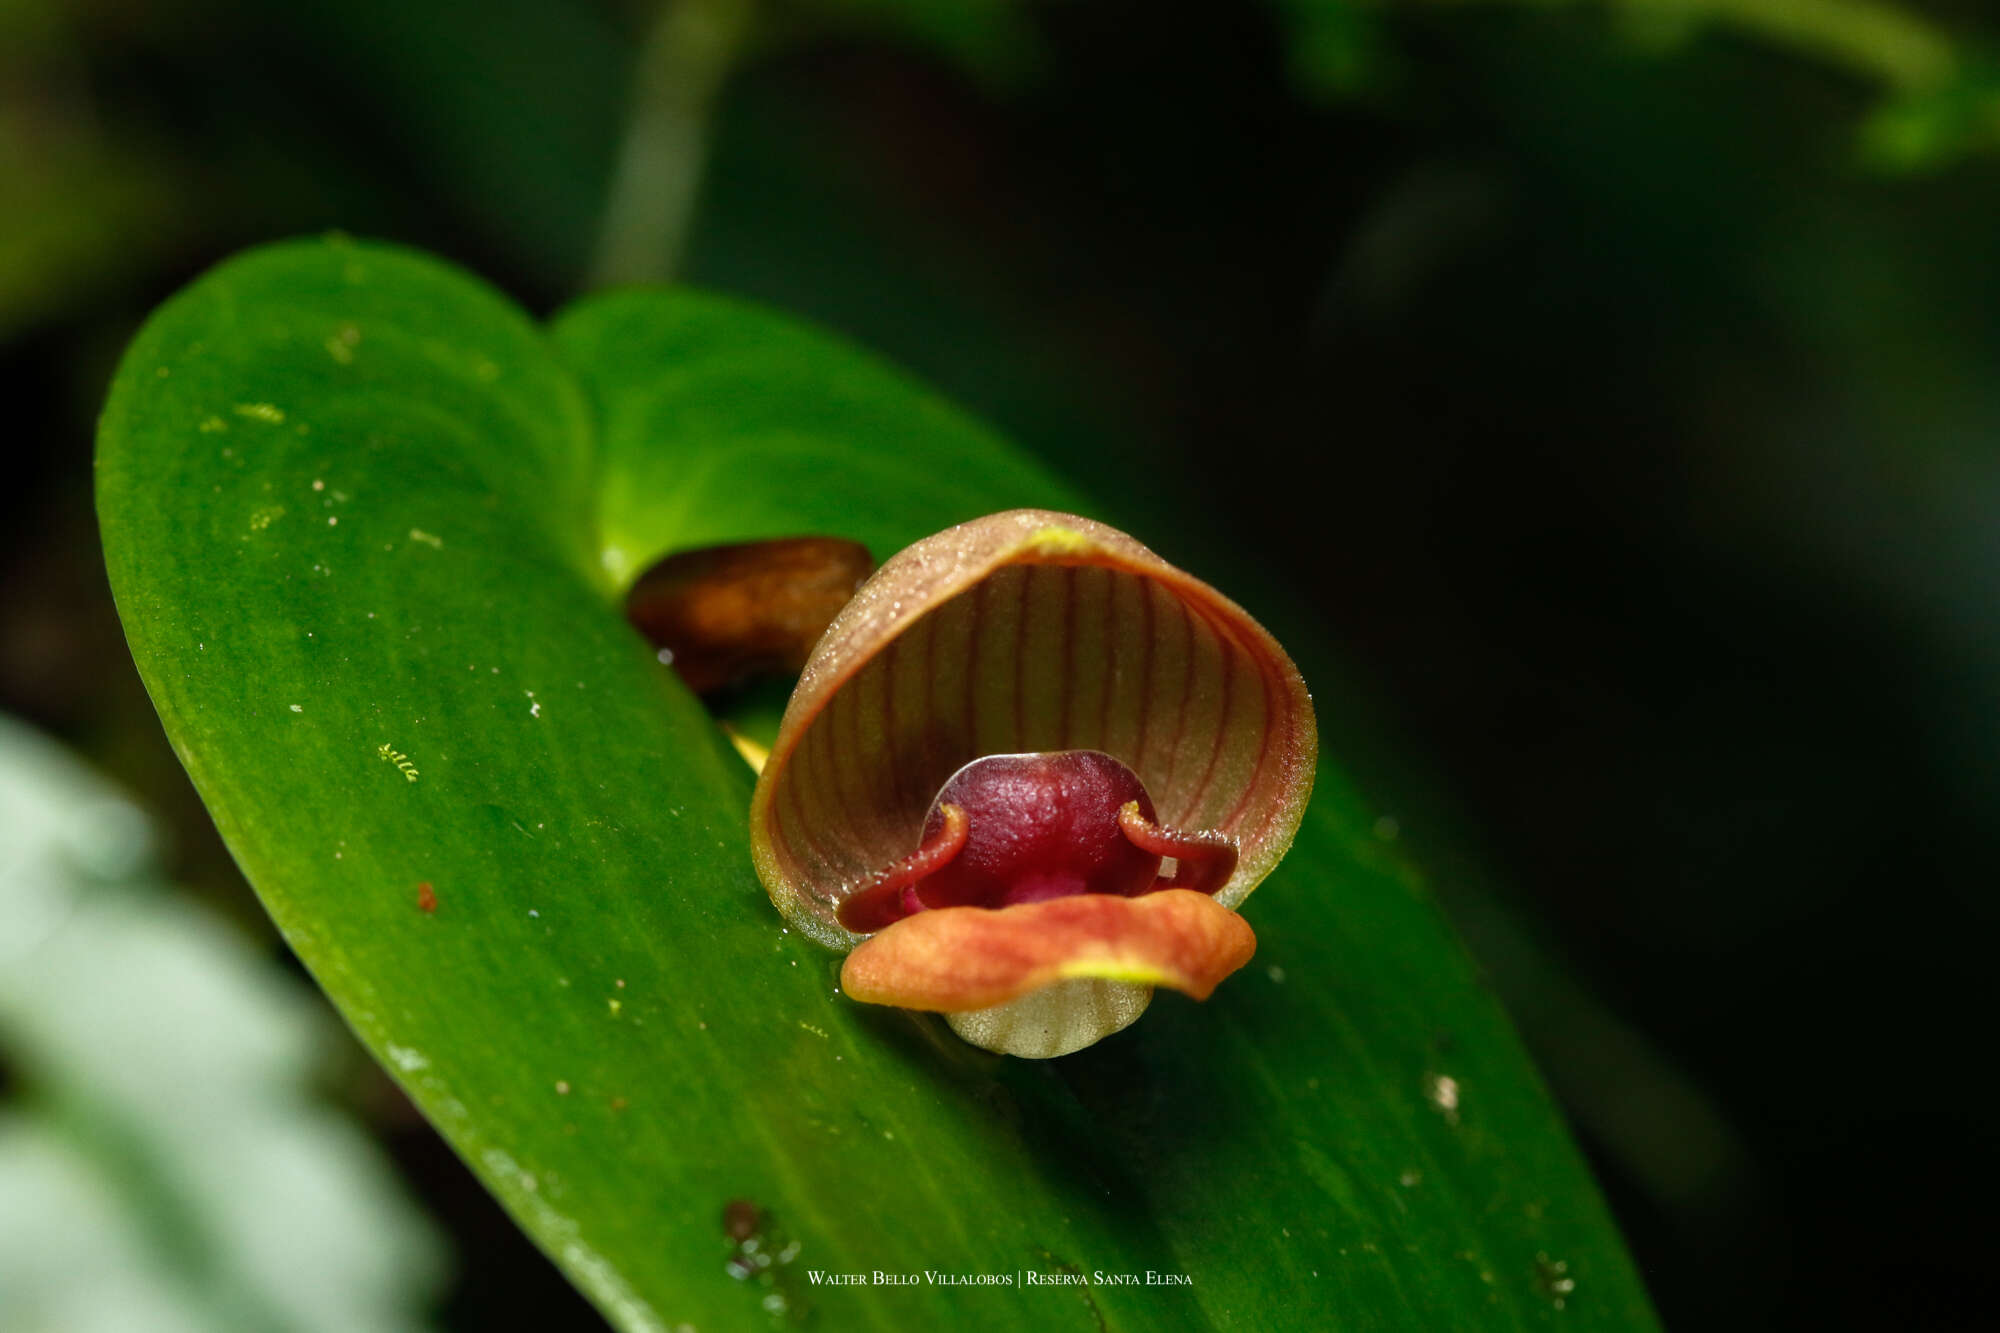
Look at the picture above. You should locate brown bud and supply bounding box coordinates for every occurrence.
[625,537,872,694]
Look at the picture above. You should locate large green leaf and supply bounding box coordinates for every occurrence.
[98,237,1657,1330]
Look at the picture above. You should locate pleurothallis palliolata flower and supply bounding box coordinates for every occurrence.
[748,509,1317,1058]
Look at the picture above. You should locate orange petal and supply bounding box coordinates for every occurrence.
[840,889,1256,1012]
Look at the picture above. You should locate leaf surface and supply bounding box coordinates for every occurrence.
[99,238,1657,1330]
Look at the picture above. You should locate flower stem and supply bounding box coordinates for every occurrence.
[587,0,754,289]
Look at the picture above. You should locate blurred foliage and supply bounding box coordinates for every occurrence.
[0,0,185,340]
[1273,0,2000,173]
[1272,0,1399,98]
[1861,50,2000,169]
[1267,0,2000,167]
[5,0,1999,333]
[789,0,1046,86]
[0,716,446,1332]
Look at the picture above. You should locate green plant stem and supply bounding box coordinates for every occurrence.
[587,0,754,290]
[1425,0,1960,90]
[1673,0,1955,89]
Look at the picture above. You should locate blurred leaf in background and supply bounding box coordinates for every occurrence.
[0,0,186,340]
[0,715,447,1333]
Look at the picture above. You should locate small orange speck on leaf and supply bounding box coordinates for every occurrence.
[417,881,437,913]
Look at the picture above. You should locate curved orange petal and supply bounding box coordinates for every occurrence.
[840,889,1256,1012]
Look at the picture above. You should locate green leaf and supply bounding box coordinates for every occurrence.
[1858,55,2000,173]
[98,237,1658,1330]
[795,0,1046,90]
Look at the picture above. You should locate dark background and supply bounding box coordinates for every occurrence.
[6,1,1998,1328]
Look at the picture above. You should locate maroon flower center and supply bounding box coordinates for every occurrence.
[836,751,1236,934]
